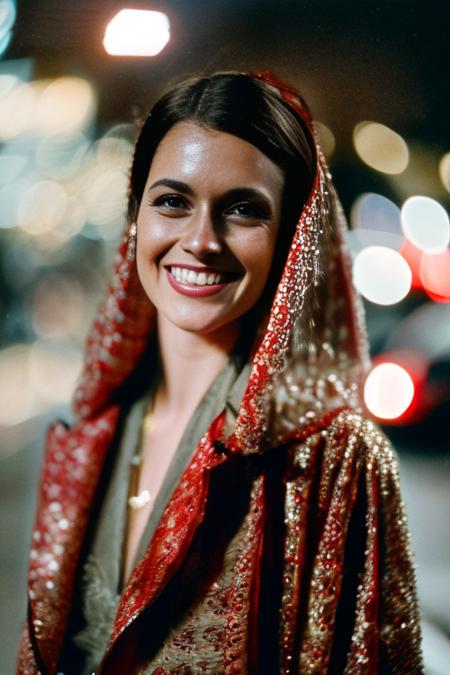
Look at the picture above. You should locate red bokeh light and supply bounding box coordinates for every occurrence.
[399,239,423,289]
[420,248,450,303]
[400,238,450,303]
[367,350,429,424]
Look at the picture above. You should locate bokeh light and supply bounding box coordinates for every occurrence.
[82,167,128,239]
[0,72,17,96]
[0,79,37,139]
[364,362,415,420]
[0,344,36,425]
[0,152,28,187]
[353,121,409,175]
[420,248,450,302]
[352,245,412,305]
[103,9,170,57]
[438,152,450,194]
[350,192,401,235]
[0,0,16,56]
[386,303,450,362]
[31,274,86,339]
[17,180,68,236]
[0,179,29,229]
[27,339,82,407]
[35,132,91,179]
[401,195,450,254]
[36,77,96,136]
[52,195,87,242]
[95,130,133,173]
[348,193,403,258]
[314,121,336,158]
[0,340,82,427]
[399,239,423,289]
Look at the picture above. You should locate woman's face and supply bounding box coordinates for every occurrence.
[136,121,284,336]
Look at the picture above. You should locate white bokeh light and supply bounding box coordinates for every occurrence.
[0,340,83,427]
[17,180,68,236]
[95,135,133,172]
[0,180,28,229]
[37,77,96,136]
[364,363,414,420]
[350,192,401,234]
[401,195,450,254]
[0,345,36,425]
[314,121,336,158]
[103,9,170,56]
[0,80,37,139]
[28,340,82,406]
[439,152,450,194]
[0,0,16,57]
[0,73,18,97]
[83,167,128,238]
[352,245,412,305]
[35,132,91,179]
[353,121,409,175]
[0,152,27,187]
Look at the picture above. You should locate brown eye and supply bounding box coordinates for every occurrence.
[225,201,267,219]
[151,194,189,211]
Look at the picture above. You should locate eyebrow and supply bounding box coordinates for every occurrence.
[147,178,194,195]
[222,187,272,205]
[147,180,273,211]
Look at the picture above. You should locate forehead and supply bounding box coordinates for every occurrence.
[146,121,284,192]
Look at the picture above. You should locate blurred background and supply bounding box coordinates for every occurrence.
[0,1,449,673]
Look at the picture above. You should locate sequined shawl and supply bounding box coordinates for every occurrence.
[17,72,423,674]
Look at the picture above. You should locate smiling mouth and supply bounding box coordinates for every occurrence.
[167,265,238,287]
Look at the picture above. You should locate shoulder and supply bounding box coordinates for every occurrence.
[36,406,122,505]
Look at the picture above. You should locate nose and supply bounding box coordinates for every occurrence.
[181,207,222,257]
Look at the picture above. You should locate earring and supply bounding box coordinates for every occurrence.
[126,222,137,261]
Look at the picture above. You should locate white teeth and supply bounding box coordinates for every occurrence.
[170,267,227,286]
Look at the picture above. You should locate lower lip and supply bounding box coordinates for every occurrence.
[165,269,234,297]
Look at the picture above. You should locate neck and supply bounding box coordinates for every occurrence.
[154,315,240,416]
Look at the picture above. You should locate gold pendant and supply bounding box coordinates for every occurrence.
[128,489,151,510]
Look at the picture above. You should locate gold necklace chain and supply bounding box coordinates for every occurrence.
[127,406,154,510]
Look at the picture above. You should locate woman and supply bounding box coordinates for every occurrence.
[17,71,423,674]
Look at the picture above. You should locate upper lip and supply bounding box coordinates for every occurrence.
[164,263,240,276]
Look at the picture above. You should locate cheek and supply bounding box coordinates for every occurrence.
[135,221,167,296]
[236,231,278,281]
[136,234,156,286]
[136,216,174,264]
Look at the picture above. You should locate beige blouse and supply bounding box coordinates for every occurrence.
[62,353,250,675]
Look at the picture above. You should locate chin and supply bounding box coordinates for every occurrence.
[159,304,244,337]
[165,315,230,335]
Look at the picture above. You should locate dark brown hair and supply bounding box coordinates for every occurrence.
[128,72,316,230]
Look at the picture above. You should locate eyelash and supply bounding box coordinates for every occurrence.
[149,194,268,220]
[225,202,265,218]
[150,194,188,210]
